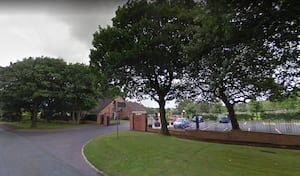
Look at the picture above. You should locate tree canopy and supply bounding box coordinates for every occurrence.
[0,57,99,127]
[90,0,196,135]
[182,0,299,130]
[89,0,298,132]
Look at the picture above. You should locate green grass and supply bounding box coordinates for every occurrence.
[109,119,129,125]
[84,131,300,176]
[9,120,77,129]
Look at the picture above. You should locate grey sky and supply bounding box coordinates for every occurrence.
[0,0,126,66]
[0,0,176,108]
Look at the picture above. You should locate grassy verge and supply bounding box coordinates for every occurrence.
[8,120,77,129]
[84,131,300,176]
[109,119,129,125]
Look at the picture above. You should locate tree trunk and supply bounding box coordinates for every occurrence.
[226,103,240,130]
[76,112,81,124]
[31,102,38,128]
[158,97,170,135]
[71,111,76,124]
[219,91,240,130]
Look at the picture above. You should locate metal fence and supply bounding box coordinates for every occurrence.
[189,120,300,135]
[148,118,300,135]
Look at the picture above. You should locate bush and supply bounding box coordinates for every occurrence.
[82,115,97,121]
[260,112,300,121]
[236,112,300,121]
[202,114,217,121]
[236,114,254,121]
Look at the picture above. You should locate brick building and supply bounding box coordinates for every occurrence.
[88,96,146,125]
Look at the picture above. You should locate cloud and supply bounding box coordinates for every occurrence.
[0,0,126,66]
[1,0,126,47]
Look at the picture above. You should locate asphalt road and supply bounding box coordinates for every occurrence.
[0,123,129,176]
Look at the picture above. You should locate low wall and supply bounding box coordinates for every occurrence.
[147,128,300,149]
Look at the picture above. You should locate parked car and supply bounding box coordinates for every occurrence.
[173,118,190,129]
[192,115,204,123]
[168,115,178,125]
[219,116,230,123]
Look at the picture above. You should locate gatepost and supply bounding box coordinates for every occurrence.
[130,113,147,131]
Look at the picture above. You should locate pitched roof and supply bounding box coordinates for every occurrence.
[126,102,146,112]
[97,98,113,111]
[87,98,112,114]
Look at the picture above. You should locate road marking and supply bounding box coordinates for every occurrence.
[263,122,265,125]
[223,127,229,131]
[275,128,282,134]
[248,128,251,132]
[244,122,247,125]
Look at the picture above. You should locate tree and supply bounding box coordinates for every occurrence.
[183,0,298,130]
[0,58,100,126]
[90,0,196,135]
[231,0,300,96]
[197,101,210,114]
[0,57,67,127]
[249,100,264,119]
[63,64,99,124]
[210,102,225,115]
[176,100,197,117]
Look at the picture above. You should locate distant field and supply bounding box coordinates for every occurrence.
[84,131,300,176]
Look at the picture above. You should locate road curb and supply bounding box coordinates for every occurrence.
[81,140,106,176]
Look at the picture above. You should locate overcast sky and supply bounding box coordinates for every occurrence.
[0,0,176,108]
[0,0,126,67]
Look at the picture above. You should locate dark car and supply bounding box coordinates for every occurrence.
[173,118,190,129]
[219,116,230,123]
[192,115,204,123]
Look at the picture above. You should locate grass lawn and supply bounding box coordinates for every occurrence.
[109,119,129,125]
[9,120,77,129]
[84,131,300,176]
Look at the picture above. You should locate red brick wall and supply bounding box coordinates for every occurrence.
[147,128,300,148]
[130,113,147,131]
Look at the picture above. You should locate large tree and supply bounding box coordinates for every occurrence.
[63,63,98,124]
[90,0,196,135]
[0,57,67,127]
[231,0,300,96]
[0,57,99,127]
[183,0,298,130]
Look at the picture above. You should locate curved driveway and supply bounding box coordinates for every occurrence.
[0,123,129,176]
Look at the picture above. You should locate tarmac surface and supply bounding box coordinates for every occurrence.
[0,122,129,176]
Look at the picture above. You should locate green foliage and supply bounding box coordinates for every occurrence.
[209,102,225,114]
[202,114,218,121]
[0,57,99,127]
[249,100,264,118]
[234,103,248,113]
[90,0,196,135]
[261,112,300,121]
[176,100,197,116]
[145,107,159,115]
[9,120,76,129]
[197,101,211,113]
[0,57,67,127]
[63,63,99,123]
[182,0,298,129]
[236,112,300,121]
